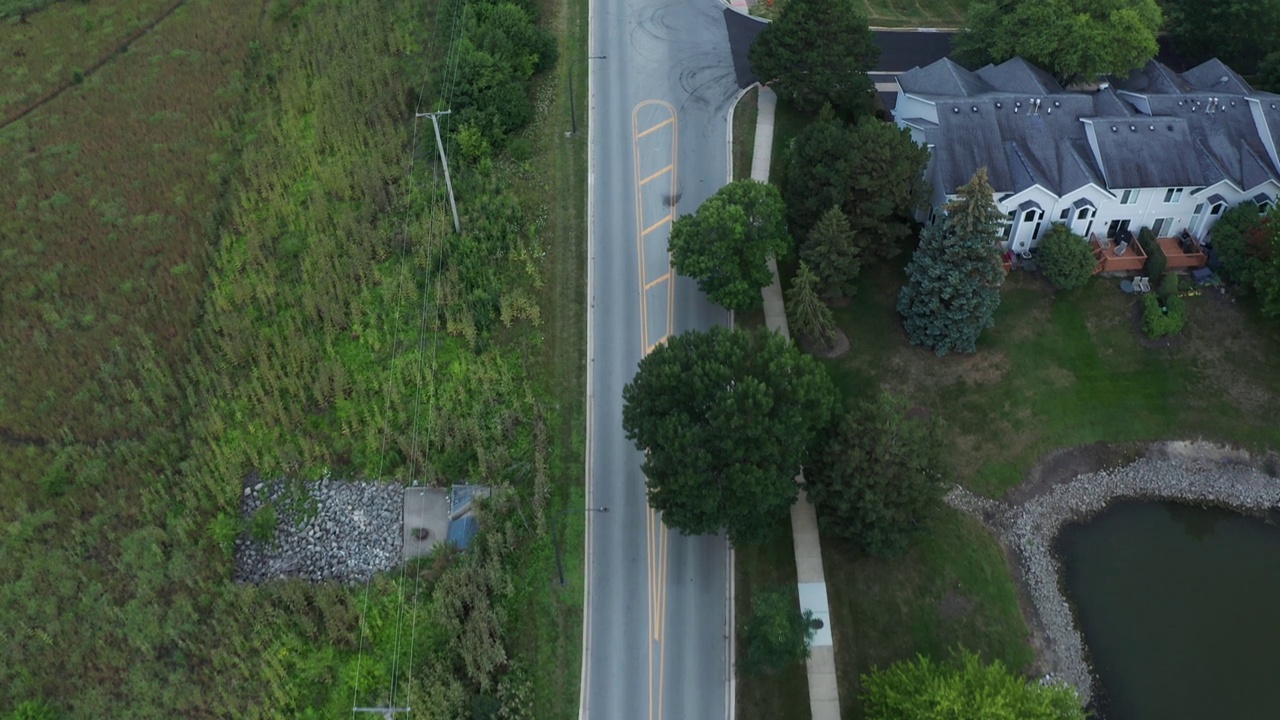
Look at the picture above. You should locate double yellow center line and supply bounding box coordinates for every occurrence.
[632,99,677,720]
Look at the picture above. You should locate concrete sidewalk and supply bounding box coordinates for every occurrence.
[750,86,842,720]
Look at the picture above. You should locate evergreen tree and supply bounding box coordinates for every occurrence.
[800,206,862,300]
[1036,223,1095,290]
[896,168,1004,355]
[786,262,838,348]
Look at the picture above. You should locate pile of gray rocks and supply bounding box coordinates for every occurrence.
[946,441,1280,705]
[234,478,404,584]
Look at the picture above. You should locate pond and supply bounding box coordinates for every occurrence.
[1057,500,1280,720]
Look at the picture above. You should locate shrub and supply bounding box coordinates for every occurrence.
[1142,293,1186,338]
[250,504,277,543]
[507,136,533,163]
[1036,223,1094,289]
[1159,272,1179,298]
[1139,226,1165,278]
[741,588,815,676]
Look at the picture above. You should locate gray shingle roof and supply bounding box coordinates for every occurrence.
[896,56,1280,196]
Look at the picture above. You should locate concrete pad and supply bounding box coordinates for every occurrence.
[403,486,449,559]
[798,582,833,646]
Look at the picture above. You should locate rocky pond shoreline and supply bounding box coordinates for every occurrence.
[946,440,1280,706]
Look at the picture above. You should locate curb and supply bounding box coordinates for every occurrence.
[578,0,597,711]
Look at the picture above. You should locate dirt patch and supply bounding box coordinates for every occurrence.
[801,327,851,358]
[1004,442,1145,506]
[936,586,976,622]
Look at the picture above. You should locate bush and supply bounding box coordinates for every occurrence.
[1036,223,1094,289]
[1138,226,1165,278]
[1142,293,1187,338]
[741,588,815,676]
[1159,272,1179,299]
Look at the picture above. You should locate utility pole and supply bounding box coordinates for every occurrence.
[568,55,606,136]
[416,110,461,234]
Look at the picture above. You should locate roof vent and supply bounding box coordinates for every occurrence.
[1231,100,1236,106]
[1273,103,1278,109]
[1054,100,1061,107]
[1129,125,1136,131]
[996,102,1003,108]
[953,106,960,113]
[972,106,978,112]
[1111,126,1118,132]
[1219,75,1230,84]
[1016,101,1022,107]
[1149,125,1155,130]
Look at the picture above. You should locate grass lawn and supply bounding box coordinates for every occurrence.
[735,517,811,720]
[750,0,966,28]
[732,86,758,182]
[504,0,590,710]
[826,263,1280,496]
[825,508,1034,716]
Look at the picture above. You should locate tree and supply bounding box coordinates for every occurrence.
[955,0,1162,84]
[806,393,947,556]
[1212,203,1280,318]
[621,326,837,544]
[897,168,1005,355]
[861,650,1087,720]
[784,118,930,259]
[1036,223,1095,290]
[1164,0,1280,75]
[670,180,791,313]
[786,262,838,348]
[1259,50,1280,93]
[747,0,879,116]
[741,588,815,676]
[800,205,862,300]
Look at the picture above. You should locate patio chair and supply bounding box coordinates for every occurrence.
[1135,276,1151,293]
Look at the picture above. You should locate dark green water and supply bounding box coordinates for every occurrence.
[1057,500,1280,720]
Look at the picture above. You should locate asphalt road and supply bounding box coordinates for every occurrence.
[581,1,747,719]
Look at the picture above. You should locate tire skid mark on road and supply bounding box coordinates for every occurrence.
[632,98,678,720]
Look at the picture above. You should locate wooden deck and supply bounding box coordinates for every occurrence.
[1158,234,1208,270]
[1091,233,1147,274]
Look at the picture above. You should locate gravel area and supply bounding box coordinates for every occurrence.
[234,478,404,584]
[946,440,1280,705]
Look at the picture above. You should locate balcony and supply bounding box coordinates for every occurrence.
[1090,232,1147,274]
[1157,232,1208,270]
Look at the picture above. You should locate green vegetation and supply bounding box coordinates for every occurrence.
[735,516,810,720]
[670,179,791,313]
[1164,0,1280,75]
[826,509,1035,717]
[807,393,947,556]
[1036,224,1096,291]
[860,649,1086,720]
[801,205,863,301]
[621,326,836,544]
[742,587,816,676]
[956,0,1162,83]
[1212,203,1280,318]
[898,169,1005,356]
[787,262,839,347]
[782,115,929,257]
[752,0,967,32]
[1139,226,1165,279]
[1142,293,1187,338]
[1,0,588,714]
[748,0,878,117]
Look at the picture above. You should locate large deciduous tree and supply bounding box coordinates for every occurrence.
[861,650,1087,720]
[954,0,1162,83]
[1164,0,1280,75]
[621,326,836,544]
[897,168,1005,355]
[806,393,947,556]
[784,118,929,259]
[1212,202,1280,318]
[800,205,862,301]
[741,588,816,676]
[747,0,879,116]
[1036,223,1095,291]
[670,180,791,313]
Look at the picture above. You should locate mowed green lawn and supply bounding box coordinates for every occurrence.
[752,0,966,27]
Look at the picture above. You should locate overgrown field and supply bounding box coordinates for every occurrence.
[1,0,586,715]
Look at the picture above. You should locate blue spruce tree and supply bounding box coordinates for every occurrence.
[897,168,1005,355]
